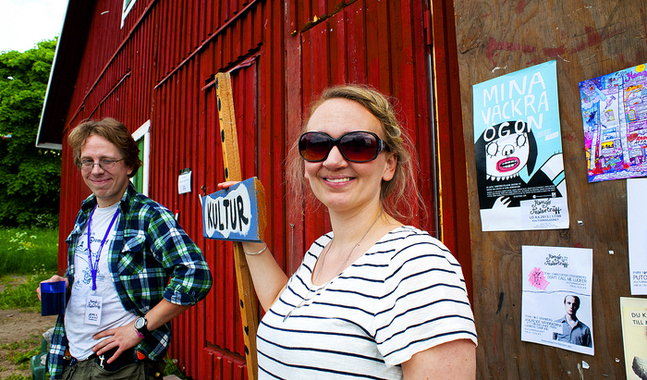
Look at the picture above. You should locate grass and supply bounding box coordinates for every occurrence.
[0,228,59,276]
[0,228,59,312]
[0,271,55,312]
[0,334,43,380]
[0,227,58,379]
[1,337,41,369]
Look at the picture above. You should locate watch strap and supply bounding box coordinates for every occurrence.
[135,316,149,337]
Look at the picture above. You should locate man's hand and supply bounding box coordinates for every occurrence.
[92,322,143,364]
[36,275,67,301]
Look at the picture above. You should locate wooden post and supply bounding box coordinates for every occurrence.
[215,72,259,380]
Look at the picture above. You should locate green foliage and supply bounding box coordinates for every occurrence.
[0,334,42,380]
[164,355,190,379]
[1,374,31,380]
[0,271,56,312]
[0,39,61,227]
[0,228,58,276]
[2,339,40,368]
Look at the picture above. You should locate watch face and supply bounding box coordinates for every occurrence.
[136,317,146,329]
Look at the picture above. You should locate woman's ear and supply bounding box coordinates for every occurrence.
[382,152,397,181]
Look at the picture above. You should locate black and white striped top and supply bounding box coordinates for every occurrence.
[256,226,477,379]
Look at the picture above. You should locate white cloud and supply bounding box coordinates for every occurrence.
[0,0,68,53]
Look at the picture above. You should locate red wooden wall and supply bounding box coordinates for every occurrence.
[52,0,470,378]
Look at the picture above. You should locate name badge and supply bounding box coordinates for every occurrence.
[85,295,103,325]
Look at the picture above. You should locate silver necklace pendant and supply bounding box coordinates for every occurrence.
[283,210,384,322]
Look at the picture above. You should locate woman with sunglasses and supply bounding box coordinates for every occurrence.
[220,85,477,379]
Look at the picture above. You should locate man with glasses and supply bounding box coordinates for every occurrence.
[38,117,212,380]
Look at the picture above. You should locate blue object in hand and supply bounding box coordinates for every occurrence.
[40,281,66,316]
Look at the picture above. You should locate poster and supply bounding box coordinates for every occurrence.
[628,177,647,295]
[620,297,647,380]
[521,245,594,356]
[473,61,569,231]
[178,169,192,194]
[579,63,647,182]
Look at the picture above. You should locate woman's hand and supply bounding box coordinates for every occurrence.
[217,181,239,191]
[216,179,288,311]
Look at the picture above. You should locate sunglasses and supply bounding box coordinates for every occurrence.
[298,131,389,163]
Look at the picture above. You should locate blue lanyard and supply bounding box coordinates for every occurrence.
[87,205,120,291]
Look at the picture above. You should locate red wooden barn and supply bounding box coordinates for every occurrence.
[37,0,470,379]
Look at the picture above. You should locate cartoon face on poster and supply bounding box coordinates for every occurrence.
[473,61,569,231]
[579,63,647,182]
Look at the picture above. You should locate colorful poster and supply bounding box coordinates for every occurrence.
[620,297,647,379]
[579,63,647,182]
[521,245,594,356]
[473,60,569,231]
[628,177,647,295]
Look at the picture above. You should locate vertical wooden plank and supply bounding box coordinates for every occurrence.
[345,0,367,84]
[303,0,313,28]
[269,0,289,275]
[215,72,259,380]
[285,0,305,274]
[223,0,231,22]
[397,0,432,231]
[252,5,262,49]
[313,22,330,92]
[329,12,347,83]
[195,68,211,380]
[241,8,252,54]
[187,62,199,379]
[409,0,436,235]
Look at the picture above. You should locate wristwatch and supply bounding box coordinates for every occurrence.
[134,316,149,338]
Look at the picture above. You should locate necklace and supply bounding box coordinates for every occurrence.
[284,209,384,321]
[313,209,384,283]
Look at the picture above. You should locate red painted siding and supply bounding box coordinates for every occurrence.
[52,0,470,378]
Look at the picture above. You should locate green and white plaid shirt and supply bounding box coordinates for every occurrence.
[48,184,212,379]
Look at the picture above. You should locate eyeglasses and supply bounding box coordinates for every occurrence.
[298,131,389,163]
[79,159,124,172]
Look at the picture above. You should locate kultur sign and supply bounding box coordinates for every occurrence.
[202,177,266,242]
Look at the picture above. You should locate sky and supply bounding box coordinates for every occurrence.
[0,0,68,53]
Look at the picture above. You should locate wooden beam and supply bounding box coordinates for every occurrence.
[215,72,259,380]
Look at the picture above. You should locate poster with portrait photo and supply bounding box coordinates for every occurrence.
[473,60,569,231]
[521,245,594,356]
[620,297,647,380]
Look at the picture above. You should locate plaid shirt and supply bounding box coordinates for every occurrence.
[48,184,212,379]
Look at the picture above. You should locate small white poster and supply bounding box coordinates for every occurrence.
[178,170,192,194]
[628,177,647,295]
[521,245,594,356]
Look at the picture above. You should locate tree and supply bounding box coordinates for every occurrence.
[0,38,60,228]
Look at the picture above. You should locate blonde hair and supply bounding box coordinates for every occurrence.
[286,84,425,223]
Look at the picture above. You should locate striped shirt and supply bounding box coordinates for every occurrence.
[48,184,212,379]
[257,226,477,379]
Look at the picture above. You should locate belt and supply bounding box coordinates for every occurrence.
[64,348,142,371]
